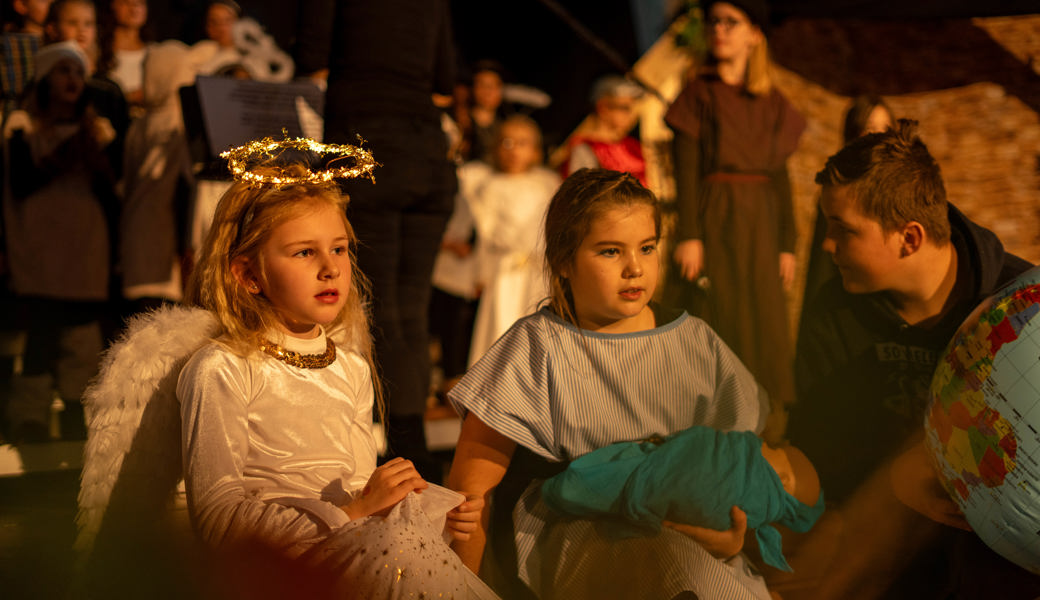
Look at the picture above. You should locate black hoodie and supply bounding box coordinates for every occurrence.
[790,203,1032,503]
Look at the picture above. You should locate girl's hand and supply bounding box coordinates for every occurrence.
[673,239,705,281]
[445,494,485,541]
[343,457,428,519]
[663,505,747,559]
[779,252,796,291]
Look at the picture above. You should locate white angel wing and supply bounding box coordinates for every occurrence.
[74,305,219,566]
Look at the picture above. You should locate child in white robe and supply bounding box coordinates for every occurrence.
[176,154,498,599]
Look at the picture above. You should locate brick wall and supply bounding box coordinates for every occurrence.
[766,15,1040,328]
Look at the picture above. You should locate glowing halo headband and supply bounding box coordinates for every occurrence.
[220,135,378,186]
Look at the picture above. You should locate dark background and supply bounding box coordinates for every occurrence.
[11,0,1034,148]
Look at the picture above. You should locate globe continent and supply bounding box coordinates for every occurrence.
[925,265,1040,575]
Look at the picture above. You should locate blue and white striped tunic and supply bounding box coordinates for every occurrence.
[450,307,773,599]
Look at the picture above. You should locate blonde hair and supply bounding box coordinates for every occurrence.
[744,36,772,96]
[185,166,382,413]
[700,5,774,97]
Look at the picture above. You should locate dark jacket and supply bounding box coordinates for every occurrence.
[790,203,1032,502]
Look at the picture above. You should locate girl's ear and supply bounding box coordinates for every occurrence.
[231,256,262,294]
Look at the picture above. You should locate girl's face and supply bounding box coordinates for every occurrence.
[706,2,761,64]
[241,201,353,338]
[47,57,86,105]
[496,120,540,174]
[563,204,659,333]
[205,3,236,48]
[472,70,503,111]
[111,0,147,29]
[864,105,893,136]
[53,1,97,51]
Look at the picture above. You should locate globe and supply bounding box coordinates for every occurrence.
[925,265,1040,575]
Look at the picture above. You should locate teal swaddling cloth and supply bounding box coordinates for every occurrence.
[541,426,825,571]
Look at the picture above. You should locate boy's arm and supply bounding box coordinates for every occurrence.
[890,437,970,530]
[447,412,517,573]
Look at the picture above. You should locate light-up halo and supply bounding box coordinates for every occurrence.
[220,135,378,186]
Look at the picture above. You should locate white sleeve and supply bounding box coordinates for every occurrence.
[567,143,600,174]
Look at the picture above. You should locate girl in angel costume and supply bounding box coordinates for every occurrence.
[75,138,498,599]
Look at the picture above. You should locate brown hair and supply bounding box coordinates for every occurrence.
[842,94,892,145]
[544,168,660,326]
[815,119,950,244]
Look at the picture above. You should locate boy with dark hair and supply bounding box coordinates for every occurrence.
[784,119,1039,598]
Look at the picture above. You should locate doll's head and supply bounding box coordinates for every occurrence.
[186,166,372,358]
[544,168,661,331]
[760,443,820,506]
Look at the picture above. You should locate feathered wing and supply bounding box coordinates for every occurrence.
[74,305,219,565]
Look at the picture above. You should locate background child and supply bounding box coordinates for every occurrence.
[464,113,559,366]
[44,0,128,175]
[428,179,479,394]
[6,0,52,36]
[666,0,805,419]
[176,156,495,598]
[99,0,152,111]
[559,74,647,186]
[0,0,49,119]
[448,168,774,600]
[117,39,196,317]
[541,425,823,573]
[466,59,506,164]
[2,40,117,442]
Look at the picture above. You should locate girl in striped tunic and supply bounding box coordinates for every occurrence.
[447,168,777,599]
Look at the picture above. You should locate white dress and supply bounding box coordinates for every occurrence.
[177,329,498,599]
[464,163,560,366]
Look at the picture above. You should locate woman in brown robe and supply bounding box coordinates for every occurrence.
[666,0,805,416]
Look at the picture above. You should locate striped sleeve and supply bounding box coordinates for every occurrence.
[447,315,560,460]
[707,324,770,435]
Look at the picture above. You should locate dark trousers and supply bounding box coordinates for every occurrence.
[339,118,456,481]
[428,287,478,381]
